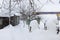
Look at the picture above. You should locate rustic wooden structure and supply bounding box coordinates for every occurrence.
[10,15,20,26]
[0,17,9,29]
[0,15,20,29]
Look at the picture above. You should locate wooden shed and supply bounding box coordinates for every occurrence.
[10,15,20,26]
[0,15,20,29]
[0,17,9,29]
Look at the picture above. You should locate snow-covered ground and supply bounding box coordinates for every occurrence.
[0,0,60,40]
[0,14,60,40]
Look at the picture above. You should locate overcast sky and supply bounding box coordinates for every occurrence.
[0,0,3,4]
[0,0,59,4]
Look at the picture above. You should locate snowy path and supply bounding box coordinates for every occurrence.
[0,24,60,40]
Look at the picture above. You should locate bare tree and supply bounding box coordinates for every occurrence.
[20,0,41,31]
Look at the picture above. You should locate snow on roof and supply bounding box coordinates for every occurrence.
[0,10,20,17]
